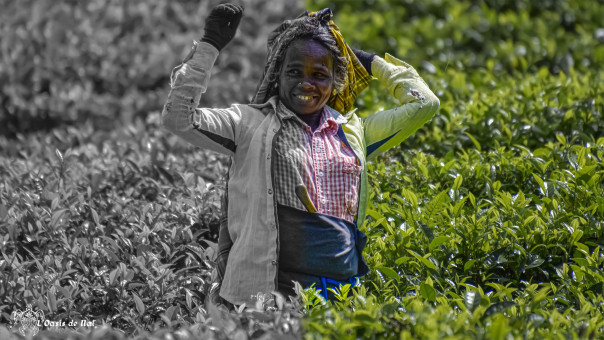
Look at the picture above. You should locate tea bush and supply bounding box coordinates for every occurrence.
[0,0,297,137]
[301,0,604,339]
[1,0,603,339]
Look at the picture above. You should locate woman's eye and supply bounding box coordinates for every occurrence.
[287,70,300,76]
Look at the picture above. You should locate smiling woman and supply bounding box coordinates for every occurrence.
[161,4,439,307]
[279,39,334,116]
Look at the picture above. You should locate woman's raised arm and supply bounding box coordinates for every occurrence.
[162,4,244,156]
[362,54,440,160]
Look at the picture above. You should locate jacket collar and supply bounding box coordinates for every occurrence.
[325,105,349,125]
[250,96,350,126]
[248,95,280,113]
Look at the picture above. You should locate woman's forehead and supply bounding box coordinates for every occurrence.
[283,39,333,66]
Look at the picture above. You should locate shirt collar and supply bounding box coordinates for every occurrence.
[327,106,349,125]
[276,100,347,133]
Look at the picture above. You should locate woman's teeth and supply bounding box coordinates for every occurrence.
[297,95,312,101]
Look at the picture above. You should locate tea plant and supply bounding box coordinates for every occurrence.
[1,0,603,339]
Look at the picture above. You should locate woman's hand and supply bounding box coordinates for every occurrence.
[201,3,244,51]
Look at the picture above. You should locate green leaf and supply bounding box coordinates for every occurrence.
[366,209,388,229]
[424,190,449,221]
[451,197,468,216]
[532,173,546,195]
[418,221,435,241]
[0,204,7,220]
[555,134,567,145]
[55,148,64,163]
[420,283,437,302]
[48,289,57,313]
[408,250,438,271]
[185,289,193,310]
[468,192,476,208]
[453,174,463,190]
[483,301,516,318]
[531,287,551,304]
[103,248,120,264]
[377,266,400,281]
[50,209,69,228]
[524,254,545,270]
[165,305,177,321]
[465,132,481,151]
[465,291,481,313]
[401,188,418,208]
[418,162,429,178]
[395,256,410,265]
[488,314,511,340]
[90,207,100,226]
[429,236,451,252]
[156,165,175,185]
[464,259,476,272]
[132,292,145,315]
[451,72,467,92]
[537,67,549,79]
[353,310,375,323]
[570,264,585,281]
[100,236,121,253]
[109,268,119,285]
[381,302,399,316]
[570,229,583,246]
[527,313,545,329]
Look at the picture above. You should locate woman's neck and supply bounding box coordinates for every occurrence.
[297,109,323,132]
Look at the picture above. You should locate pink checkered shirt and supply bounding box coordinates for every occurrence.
[274,101,362,223]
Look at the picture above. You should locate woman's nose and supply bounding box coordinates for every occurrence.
[299,79,314,89]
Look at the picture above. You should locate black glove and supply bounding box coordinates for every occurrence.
[201,3,244,51]
[352,48,376,76]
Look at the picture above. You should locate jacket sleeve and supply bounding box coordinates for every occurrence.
[362,53,439,160]
[162,41,242,156]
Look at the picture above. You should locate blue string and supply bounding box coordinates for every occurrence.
[319,276,360,301]
[321,277,328,300]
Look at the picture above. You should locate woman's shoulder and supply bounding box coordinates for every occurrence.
[241,95,279,117]
[221,97,279,137]
[223,101,275,123]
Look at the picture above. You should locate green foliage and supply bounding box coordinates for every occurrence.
[300,0,604,338]
[0,115,222,332]
[402,67,602,157]
[0,0,297,136]
[1,0,604,339]
[312,0,603,75]
[0,115,302,339]
[298,135,604,339]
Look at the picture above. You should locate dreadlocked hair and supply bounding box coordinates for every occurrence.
[265,16,348,98]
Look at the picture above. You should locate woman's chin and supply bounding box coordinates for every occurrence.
[284,97,324,115]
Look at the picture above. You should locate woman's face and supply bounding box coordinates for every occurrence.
[278,39,334,115]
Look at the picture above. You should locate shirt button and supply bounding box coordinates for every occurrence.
[268,189,273,195]
[320,199,326,204]
[318,171,324,177]
[267,154,271,159]
[271,260,278,265]
[273,128,278,133]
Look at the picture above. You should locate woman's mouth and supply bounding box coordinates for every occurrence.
[296,95,314,101]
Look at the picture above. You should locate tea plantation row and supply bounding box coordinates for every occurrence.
[1,0,603,339]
